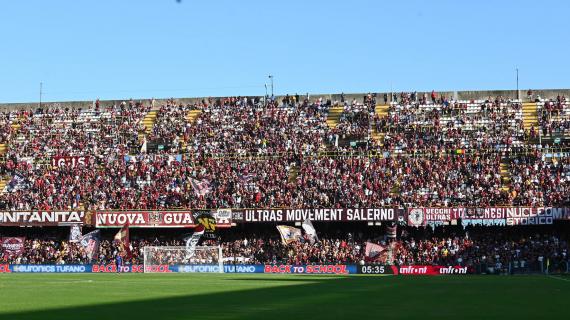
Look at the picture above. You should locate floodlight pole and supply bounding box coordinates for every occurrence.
[39,82,43,109]
[517,67,520,99]
[268,75,274,98]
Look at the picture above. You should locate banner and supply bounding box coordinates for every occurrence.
[407,207,563,227]
[407,208,426,227]
[1,237,25,257]
[407,208,463,226]
[263,264,357,274]
[396,265,470,275]
[6,264,172,273]
[0,264,475,274]
[504,207,553,225]
[242,208,398,222]
[51,156,90,168]
[91,264,172,273]
[462,207,506,226]
[94,211,232,228]
[0,211,85,226]
[2,264,356,274]
[10,265,92,273]
[175,264,264,273]
[547,207,570,220]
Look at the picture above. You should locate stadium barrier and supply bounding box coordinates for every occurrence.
[4,264,566,275]
[1,207,569,227]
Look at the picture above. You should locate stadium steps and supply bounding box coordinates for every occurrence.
[184,110,202,149]
[138,110,159,143]
[186,109,202,123]
[0,143,7,156]
[372,105,389,145]
[522,102,538,129]
[143,110,158,134]
[326,106,344,129]
[500,160,510,191]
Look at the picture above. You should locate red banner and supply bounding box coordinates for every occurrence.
[1,237,25,257]
[263,264,350,274]
[94,211,232,228]
[397,265,470,275]
[0,211,86,226]
[91,264,171,273]
[0,264,10,273]
[51,156,90,168]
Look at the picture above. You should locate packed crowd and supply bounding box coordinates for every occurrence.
[509,153,570,206]
[538,96,570,137]
[0,93,569,209]
[374,95,525,153]
[2,227,568,274]
[5,100,149,159]
[186,99,329,157]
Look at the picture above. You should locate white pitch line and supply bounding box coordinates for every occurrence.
[547,275,570,283]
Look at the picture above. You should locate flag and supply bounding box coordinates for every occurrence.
[276,225,302,245]
[238,173,254,185]
[1,237,25,257]
[302,219,318,243]
[69,224,82,243]
[190,178,212,196]
[7,173,26,192]
[365,242,388,262]
[114,225,132,259]
[78,230,100,262]
[183,226,205,257]
[386,223,397,238]
[140,136,147,153]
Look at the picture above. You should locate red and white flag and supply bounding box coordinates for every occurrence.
[365,242,388,262]
[114,224,132,259]
[190,178,212,196]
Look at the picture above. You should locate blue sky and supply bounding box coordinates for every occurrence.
[1,0,569,103]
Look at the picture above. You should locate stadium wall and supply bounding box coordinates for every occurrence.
[1,89,570,111]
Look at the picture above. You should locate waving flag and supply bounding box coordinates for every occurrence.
[190,178,212,196]
[302,219,318,243]
[7,173,27,192]
[78,230,100,262]
[276,225,302,245]
[365,242,388,262]
[183,225,205,257]
[69,224,82,243]
[386,223,397,238]
[238,173,254,185]
[114,225,132,259]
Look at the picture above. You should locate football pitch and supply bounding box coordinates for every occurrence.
[0,274,569,320]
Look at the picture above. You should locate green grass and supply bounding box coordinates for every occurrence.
[0,274,569,319]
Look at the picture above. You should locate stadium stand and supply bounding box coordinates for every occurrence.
[0,89,569,275]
